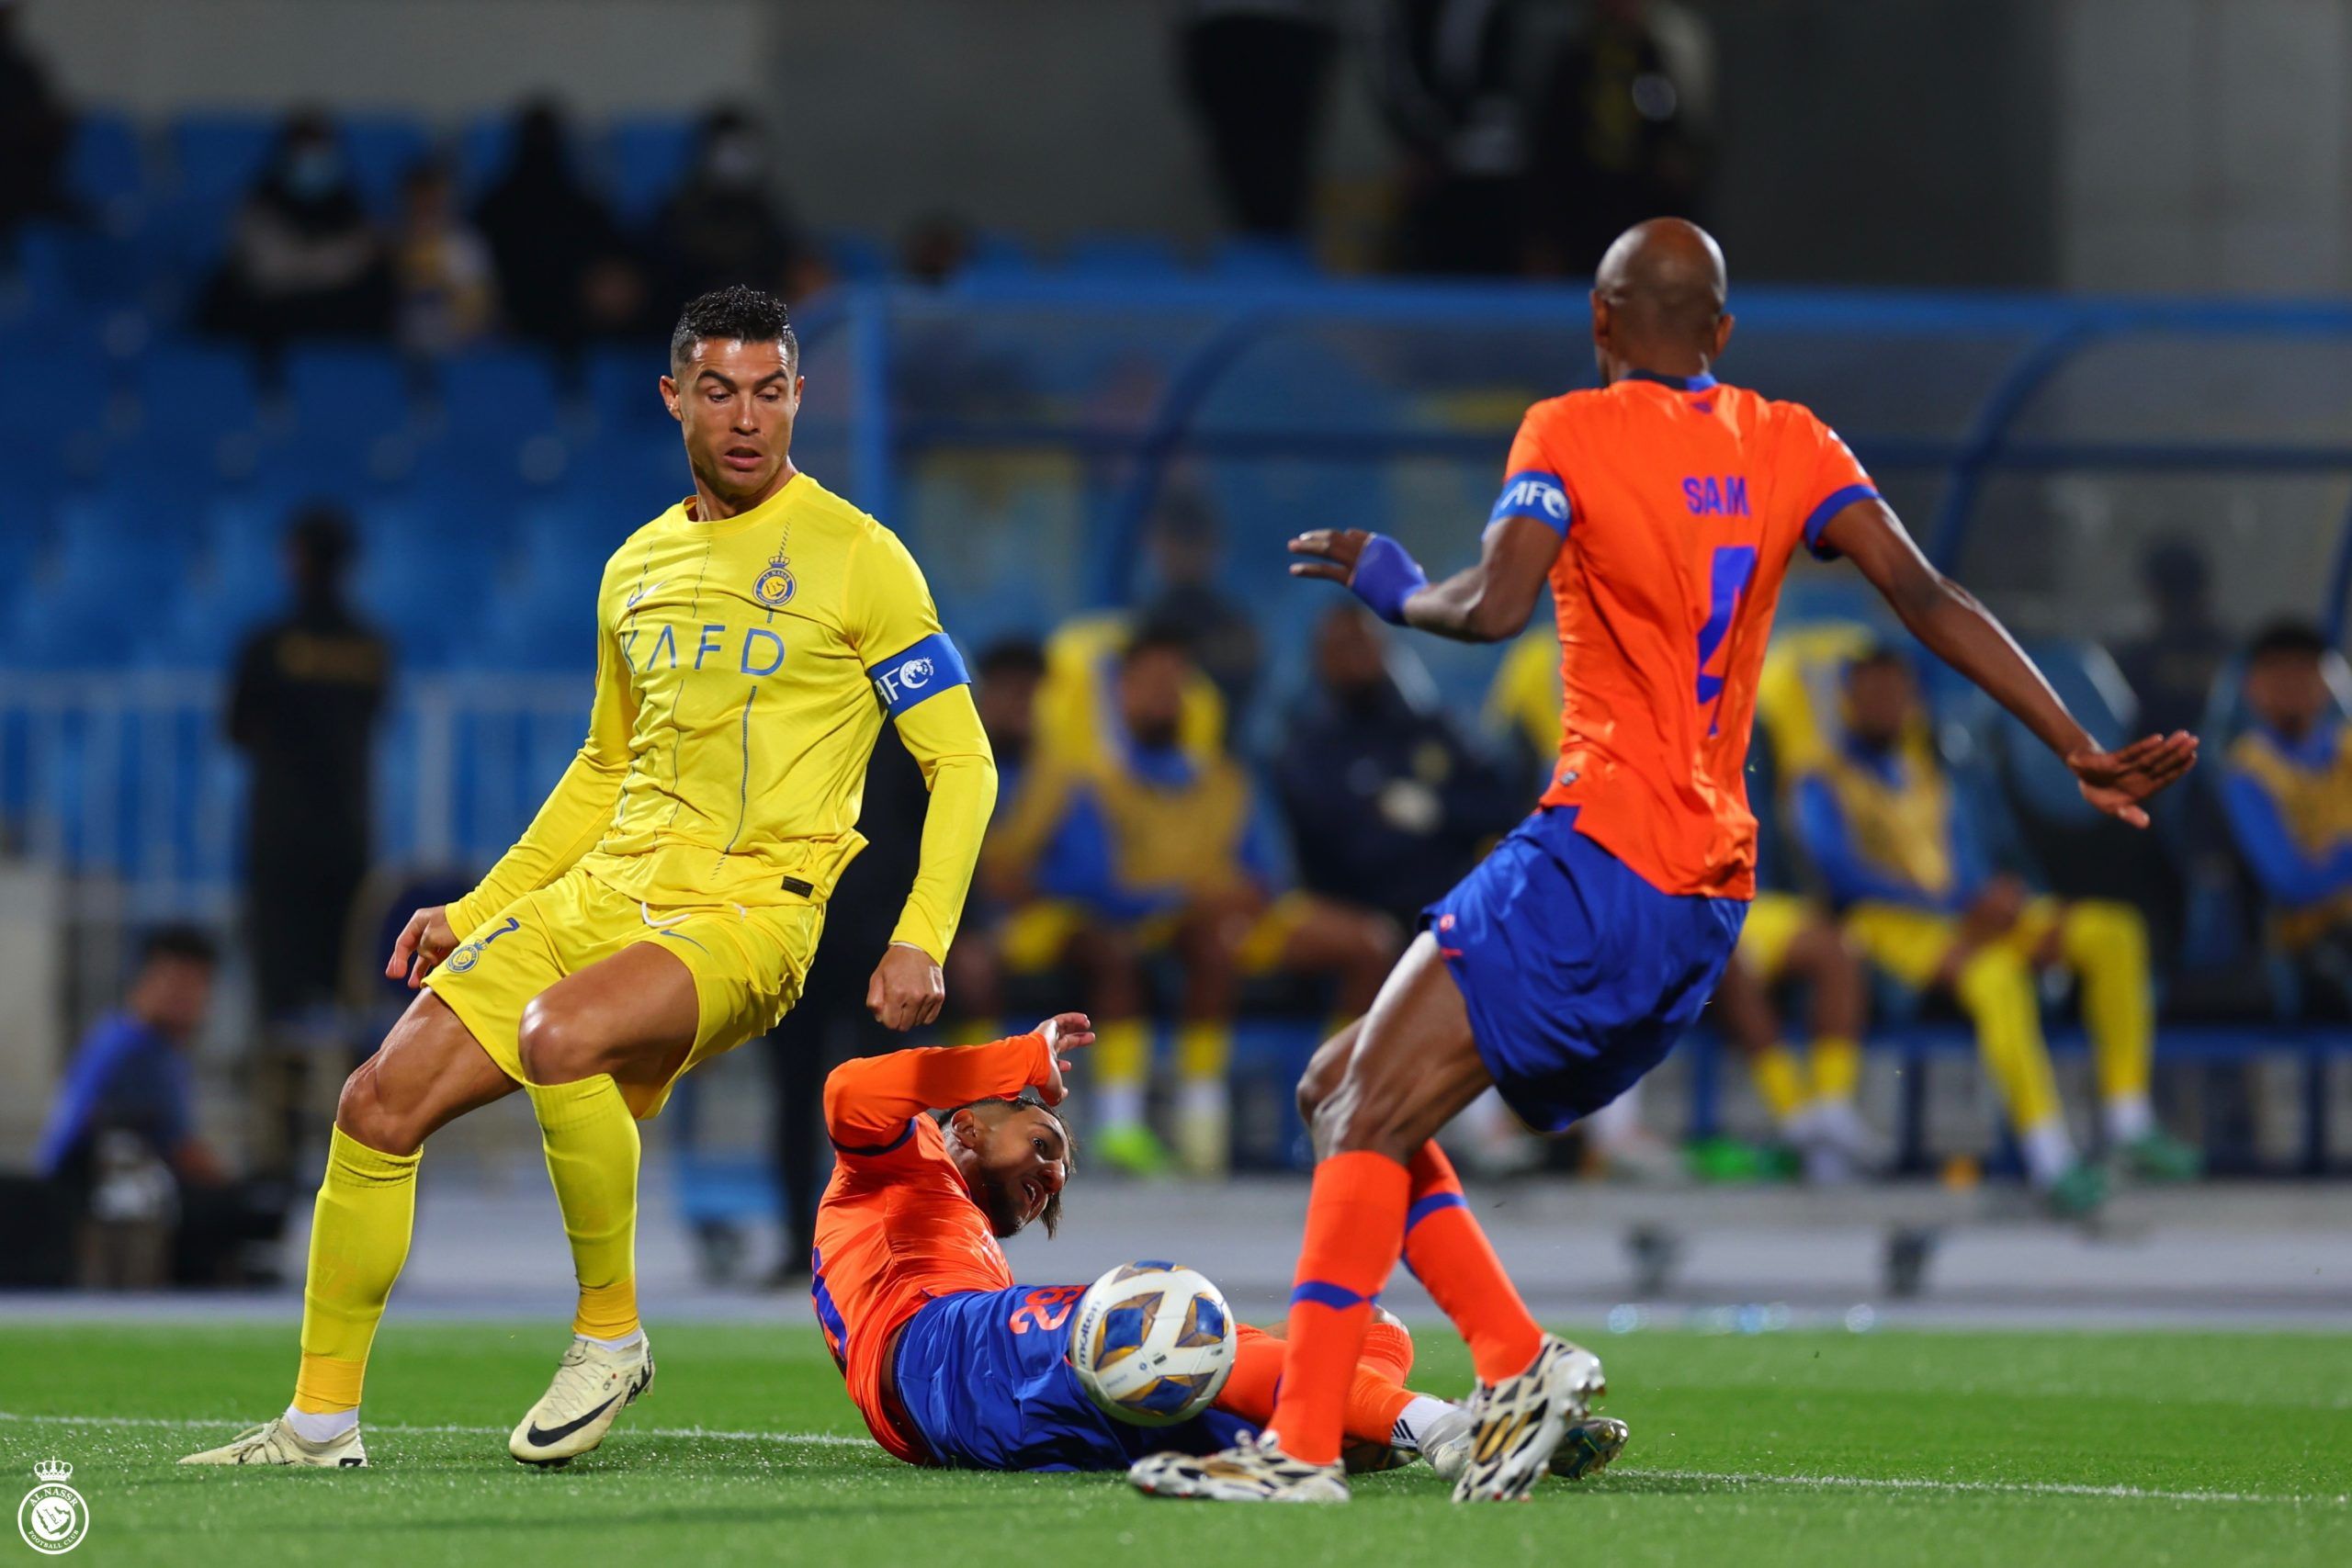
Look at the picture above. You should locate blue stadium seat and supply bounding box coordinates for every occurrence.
[341,115,435,212]
[1063,234,1186,276]
[66,111,148,211]
[604,117,697,224]
[132,342,263,447]
[480,545,607,673]
[824,230,890,282]
[280,345,420,443]
[961,230,1037,278]
[433,347,565,440]
[1209,236,1317,280]
[457,114,517,198]
[169,113,277,209]
[582,344,673,433]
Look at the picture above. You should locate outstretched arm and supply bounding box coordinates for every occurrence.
[1288,516,1559,645]
[820,1013,1091,1151]
[1818,497,2198,828]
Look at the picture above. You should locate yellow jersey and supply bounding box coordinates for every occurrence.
[444,471,996,962]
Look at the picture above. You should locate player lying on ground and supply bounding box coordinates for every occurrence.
[811,1011,1626,1481]
[1130,218,2199,1506]
[184,286,997,1471]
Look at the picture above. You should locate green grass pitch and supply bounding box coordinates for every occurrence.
[1,1322,2345,1566]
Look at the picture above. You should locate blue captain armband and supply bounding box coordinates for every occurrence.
[868,632,970,716]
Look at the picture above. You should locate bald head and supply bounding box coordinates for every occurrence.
[1590,219,1732,381]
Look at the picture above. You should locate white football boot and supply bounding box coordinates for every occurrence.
[508,1333,655,1466]
[180,1417,368,1468]
[1129,1433,1349,1503]
[1427,1409,1629,1487]
[1451,1335,1606,1502]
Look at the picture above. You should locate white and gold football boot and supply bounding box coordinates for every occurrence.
[507,1333,655,1466]
[1129,1433,1349,1503]
[180,1417,368,1468]
[1451,1335,1606,1502]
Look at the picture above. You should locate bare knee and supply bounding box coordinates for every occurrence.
[1307,1074,1420,1165]
[1296,1030,1356,1122]
[334,1059,421,1155]
[517,998,604,1085]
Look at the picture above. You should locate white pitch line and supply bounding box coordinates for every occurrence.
[1,1412,2339,1507]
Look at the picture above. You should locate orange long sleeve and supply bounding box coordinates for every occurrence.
[820,1033,1051,1149]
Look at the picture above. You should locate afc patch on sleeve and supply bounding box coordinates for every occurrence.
[867,632,970,716]
[1490,469,1571,536]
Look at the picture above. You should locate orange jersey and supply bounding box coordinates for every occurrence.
[1495,371,1875,899]
[808,1032,1052,1463]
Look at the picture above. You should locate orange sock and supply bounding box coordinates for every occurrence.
[1266,1150,1409,1466]
[1403,1142,1543,1384]
[1362,1316,1415,1385]
[1220,1322,1414,1449]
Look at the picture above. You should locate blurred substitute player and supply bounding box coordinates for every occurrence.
[184,287,997,1470]
[811,1012,1627,1483]
[1130,220,2199,1505]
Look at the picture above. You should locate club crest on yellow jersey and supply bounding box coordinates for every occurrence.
[753,552,796,610]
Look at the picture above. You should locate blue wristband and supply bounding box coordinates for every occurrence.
[1350,534,1429,625]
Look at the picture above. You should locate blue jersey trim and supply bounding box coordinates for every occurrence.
[809,1247,851,1370]
[831,1117,919,1156]
[868,632,970,717]
[1488,469,1571,536]
[1801,483,1881,559]
[1627,367,1718,392]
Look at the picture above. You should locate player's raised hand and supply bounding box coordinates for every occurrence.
[385,905,458,988]
[1287,528,1371,583]
[867,942,945,1031]
[1034,1010,1094,1106]
[2066,730,2200,828]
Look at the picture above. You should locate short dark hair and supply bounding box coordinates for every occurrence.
[288,502,356,576]
[2248,620,2329,666]
[978,637,1046,682]
[943,1093,1077,1237]
[140,923,220,971]
[670,285,797,377]
[1123,617,1195,668]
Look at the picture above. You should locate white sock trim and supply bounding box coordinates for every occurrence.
[579,1328,646,1353]
[1391,1394,1464,1453]
[2104,1094,2155,1144]
[283,1404,358,1443]
[2020,1117,2076,1188]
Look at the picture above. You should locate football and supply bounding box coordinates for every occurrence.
[1065,1260,1237,1427]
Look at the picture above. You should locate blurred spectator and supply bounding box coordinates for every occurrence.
[1137,485,1263,728]
[1177,0,1341,240]
[985,623,1399,1177]
[2220,620,2352,1013]
[226,507,390,1179]
[1273,604,1520,929]
[198,109,392,349]
[1485,625,1562,795]
[900,211,974,287]
[0,0,74,256]
[760,720,931,1288]
[655,107,822,304]
[475,100,650,348]
[1792,645,2199,1214]
[2114,538,2229,742]
[390,158,498,357]
[953,638,1151,1140]
[36,926,288,1287]
[1372,0,1541,274]
[1708,894,1877,1182]
[1525,0,1714,275]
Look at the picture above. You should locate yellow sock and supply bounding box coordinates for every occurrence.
[294,1127,420,1414]
[1094,1018,1150,1090]
[1953,948,2063,1135]
[1811,1035,1863,1105]
[2061,902,2154,1103]
[1177,1019,1232,1086]
[1751,1044,1807,1122]
[527,1077,642,1340]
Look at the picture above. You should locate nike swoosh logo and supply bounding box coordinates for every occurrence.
[525,1393,623,1447]
[626,580,667,609]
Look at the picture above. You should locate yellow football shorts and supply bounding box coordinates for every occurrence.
[426,864,823,1120]
[996,891,1314,976]
[1843,896,2063,986]
[1736,890,1811,979]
